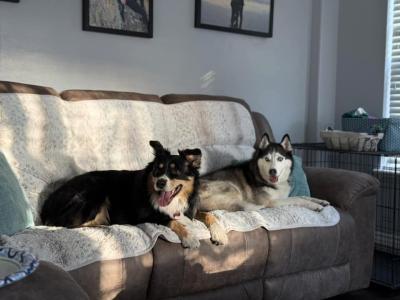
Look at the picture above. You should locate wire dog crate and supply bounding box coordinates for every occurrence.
[293,143,400,289]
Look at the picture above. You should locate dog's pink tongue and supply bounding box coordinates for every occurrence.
[158,191,174,207]
[270,176,278,183]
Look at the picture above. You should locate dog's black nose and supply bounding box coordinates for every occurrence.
[156,179,167,189]
[269,169,277,176]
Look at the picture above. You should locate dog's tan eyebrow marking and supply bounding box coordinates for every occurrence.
[170,163,175,168]
[158,163,164,168]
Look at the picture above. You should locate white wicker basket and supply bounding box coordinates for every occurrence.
[320,130,384,152]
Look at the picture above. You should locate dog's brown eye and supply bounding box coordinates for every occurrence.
[278,157,284,162]
[265,157,270,162]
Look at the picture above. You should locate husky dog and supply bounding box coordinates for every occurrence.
[197,133,330,245]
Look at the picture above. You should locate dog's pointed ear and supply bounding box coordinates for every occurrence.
[179,148,202,169]
[149,141,169,156]
[280,134,293,153]
[258,133,270,150]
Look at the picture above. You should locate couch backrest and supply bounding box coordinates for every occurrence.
[0,81,58,96]
[161,94,275,144]
[0,81,273,224]
[59,90,275,143]
[60,89,162,103]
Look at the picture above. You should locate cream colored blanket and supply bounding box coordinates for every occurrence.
[1,202,339,271]
[0,93,255,223]
[0,93,340,272]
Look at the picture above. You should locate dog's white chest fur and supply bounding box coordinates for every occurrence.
[151,194,188,220]
[261,182,291,200]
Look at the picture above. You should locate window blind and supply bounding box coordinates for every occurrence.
[388,0,400,117]
[381,1,400,170]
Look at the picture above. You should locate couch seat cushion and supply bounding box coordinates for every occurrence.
[264,210,354,278]
[148,228,269,300]
[0,261,89,300]
[69,254,153,300]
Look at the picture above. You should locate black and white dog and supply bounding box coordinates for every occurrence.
[41,141,202,249]
[197,134,330,245]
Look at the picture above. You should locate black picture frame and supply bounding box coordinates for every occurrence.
[0,0,20,2]
[195,0,274,38]
[83,0,153,38]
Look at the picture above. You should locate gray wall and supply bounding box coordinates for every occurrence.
[306,0,388,141]
[0,0,313,142]
[335,0,388,127]
[306,0,339,142]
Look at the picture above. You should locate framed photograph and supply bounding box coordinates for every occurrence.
[0,0,20,2]
[83,0,153,38]
[195,0,274,38]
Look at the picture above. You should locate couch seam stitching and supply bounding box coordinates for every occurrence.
[334,222,340,266]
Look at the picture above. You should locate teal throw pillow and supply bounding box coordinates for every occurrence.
[289,155,311,197]
[0,152,34,235]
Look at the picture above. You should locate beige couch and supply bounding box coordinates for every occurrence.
[0,81,379,300]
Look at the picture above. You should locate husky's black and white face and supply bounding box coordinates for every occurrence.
[256,134,293,185]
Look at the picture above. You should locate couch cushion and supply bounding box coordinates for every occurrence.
[148,229,269,300]
[0,81,58,96]
[161,94,251,112]
[0,261,89,300]
[61,89,161,102]
[252,111,275,143]
[69,254,153,300]
[263,264,350,300]
[165,280,263,300]
[161,94,275,147]
[264,210,354,278]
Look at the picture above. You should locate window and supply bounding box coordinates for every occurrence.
[381,0,400,171]
[384,0,400,117]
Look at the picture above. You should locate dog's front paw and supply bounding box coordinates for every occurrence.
[309,198,330,207]
[308,203,324,212]
[209,223,228,245]
[319,199,330,206]
[314,204,324,212]
[242,203,264,211]
[299,199,324,212]
[181,235,200,249]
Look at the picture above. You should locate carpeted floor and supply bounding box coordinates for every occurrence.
[329,284,400,299]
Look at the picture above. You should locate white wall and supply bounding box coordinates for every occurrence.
[335,0,388,127]
[0,0,313,142]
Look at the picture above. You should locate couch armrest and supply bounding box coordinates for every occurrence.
[304,167,380,210]
[305,167,379,290]
[0,261,89,300]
